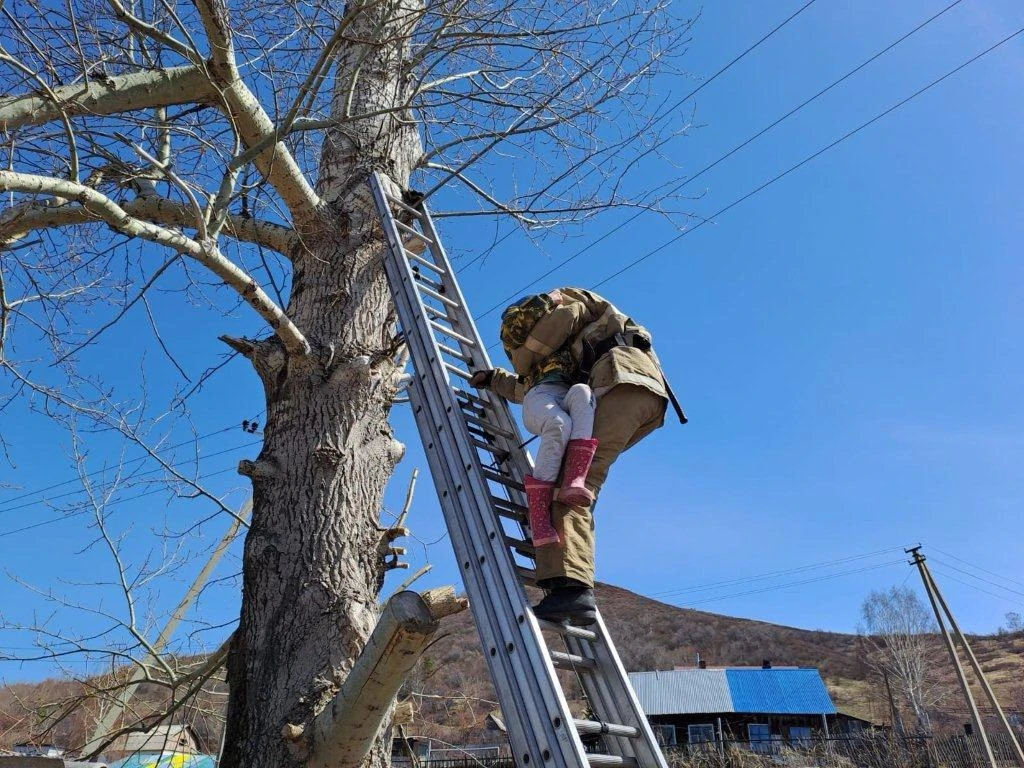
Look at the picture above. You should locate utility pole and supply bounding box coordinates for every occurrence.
[908,546,1024,768]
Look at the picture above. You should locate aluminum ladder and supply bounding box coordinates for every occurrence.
[370,171,668,768]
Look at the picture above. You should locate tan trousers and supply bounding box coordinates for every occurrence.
[534,384,667,587]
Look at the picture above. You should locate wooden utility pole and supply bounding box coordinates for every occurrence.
[909,546,1024,768]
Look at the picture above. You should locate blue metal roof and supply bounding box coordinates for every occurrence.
[628,668,836,716]
[725,669,836,715]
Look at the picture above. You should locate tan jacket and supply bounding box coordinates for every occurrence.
[489,287,668,405]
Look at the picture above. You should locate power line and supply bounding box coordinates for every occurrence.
[591,24,1024,289]
[0,410,263,514]
[0,439,261,517]
[0,466,240,538]
[674,559,907,608]
[929,559,1024,600]
[474,0,965,315]
[652,545,907,598]
[457,0,822,275]
[928,567,1024,610]
[931,547,1024,590]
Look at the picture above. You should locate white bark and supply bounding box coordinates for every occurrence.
[0,171,310,356]
[308,589,466,768]
[0,194,299,255]
[0,66,218,131]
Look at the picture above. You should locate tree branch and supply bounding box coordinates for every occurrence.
[0,65,219,132]
[0,194,299,256]
[0,171,310,356]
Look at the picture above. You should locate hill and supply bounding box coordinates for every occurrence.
[3,583,1023,752]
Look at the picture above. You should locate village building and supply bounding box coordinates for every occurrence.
[628,664,870,753]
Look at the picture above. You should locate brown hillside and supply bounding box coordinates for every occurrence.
[3,583,1022,752]
[404,583,1024,743]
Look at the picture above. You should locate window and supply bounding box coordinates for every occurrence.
[789,726,812,747]
[687,724,715,745]
[654,725,677,747]
[747,723,771,754]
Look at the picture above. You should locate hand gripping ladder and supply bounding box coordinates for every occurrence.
[370,172,668,768]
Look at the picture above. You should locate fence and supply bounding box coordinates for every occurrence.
[392,731,1024,768]
[664,730,1024,768]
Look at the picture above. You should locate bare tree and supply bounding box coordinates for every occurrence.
[0,1,689,767]
[860,586,943,735]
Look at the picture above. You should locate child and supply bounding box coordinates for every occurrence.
[470,293,599,547]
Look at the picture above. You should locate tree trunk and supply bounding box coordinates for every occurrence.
[222,3,423,768]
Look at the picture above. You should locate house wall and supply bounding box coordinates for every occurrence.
[650,713,830,749]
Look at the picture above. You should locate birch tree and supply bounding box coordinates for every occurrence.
[861,586,943,735]
[0,1,686,767]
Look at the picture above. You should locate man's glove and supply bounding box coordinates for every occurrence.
[469,369,494,388]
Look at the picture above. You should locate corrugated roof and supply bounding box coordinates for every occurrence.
[628,668,836,716]
[726,669,836,715]
[628,670,733,715]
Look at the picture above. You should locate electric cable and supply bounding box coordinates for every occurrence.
[592,24,1024,290]
[675,559,907,608]
[652,545,908,598]
[0,465,240,538]
[471,0,966,315]
[455,0,823,274]
[0,439,262,517]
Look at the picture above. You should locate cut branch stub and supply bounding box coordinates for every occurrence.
[308,590,442,768]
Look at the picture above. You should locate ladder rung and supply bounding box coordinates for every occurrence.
[469,437,509,461]
[407,250,446,275]
[489,497,525,522]
[516,566,538,586]
[453,388,494,409]
[411,270,444,293]
[587,756,638,768]
[503,534,535,558]
[573,720,640,739]
[386,194,424,218]
[536,619,597,642]
[463,413,514,439]
[551,651,597,671]
[437,342,472,364]
[418,283,459,309]
[481,467,525,491]
[429,320,475,347]
[395,219,434,245]
[444,363,473,381]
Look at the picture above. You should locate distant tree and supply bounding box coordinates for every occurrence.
[860,586,942,734]
[1004,612,1023,633]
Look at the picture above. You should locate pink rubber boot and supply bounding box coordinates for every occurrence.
[524,475,560,547]
[555,438,599,506]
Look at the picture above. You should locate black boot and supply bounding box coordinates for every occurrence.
[533,586,597,626]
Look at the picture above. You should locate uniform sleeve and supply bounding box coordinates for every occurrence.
[508,301,588,375]
[489,367,527,404]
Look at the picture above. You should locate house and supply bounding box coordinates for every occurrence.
[12,747,65,759]
[107,725,199,760]
[628,665,845,753]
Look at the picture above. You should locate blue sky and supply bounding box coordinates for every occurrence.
[2,0,1024,683]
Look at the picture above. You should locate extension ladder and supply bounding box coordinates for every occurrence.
[370,172,668,768]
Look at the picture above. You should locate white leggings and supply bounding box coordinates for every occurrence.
[522,382,596,482]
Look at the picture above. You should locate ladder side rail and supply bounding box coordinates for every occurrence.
[401,377,550,768]
[387,289,560,768]
[372,176,588,768]
[417,204,537,489]
[388,248,586,768]
[414,205,535,556]
[416,205,659,766]
[568,616,668,768]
